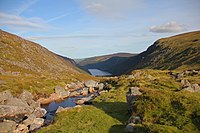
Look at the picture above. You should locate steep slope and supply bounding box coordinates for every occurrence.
[77,53,136,75]
[0,30,92,95]
[115,31,200,74]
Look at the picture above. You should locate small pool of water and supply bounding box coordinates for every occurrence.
[88,69,112,76]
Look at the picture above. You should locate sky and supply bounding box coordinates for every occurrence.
[0,0,200,58]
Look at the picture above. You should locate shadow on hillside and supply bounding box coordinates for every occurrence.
[93,101,130,133]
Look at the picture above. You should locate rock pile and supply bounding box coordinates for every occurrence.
[0,90,46,133]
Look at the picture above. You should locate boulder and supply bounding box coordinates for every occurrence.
[85,80,97,88]
[0,90,13,104]
[76,100,85,105]
[181,79,191,87]
[19,90,33,103]
[89,87,95,93]
[192,84,200,92]
[97,83,105,90]
[128,116,141,124]
[125,123,135,132]
[29,118,44,131]
[0,105,33,120]
[0,120,16,133]
[81,88,89,96]
[14,124,28,133]
[127,75,134,79]
[32,107,47,118]
[23,114,36,126]
[70,91,80,97]
[129,87,142,96]
[55,86,70,98]
[56,106,65,113]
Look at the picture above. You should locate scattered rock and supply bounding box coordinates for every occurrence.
[55,86,70,98]
[80,88,88,96]
[183,84,200,92]
[70,91,80,97]
[181,79,191,87]
[127,75,134,79]
[85,80,97,88]
[89,87,96,93]
[128,116,141,124]
[14,124,28,133]
[56,106,65,113]
[0,90,13,104]
[32,107,47,118]
[0,120,16,133]
[76,99,85,105]
[125,123,135,133]
[97,83,105,90]
[129,87,142,96]
[29,118,44,131]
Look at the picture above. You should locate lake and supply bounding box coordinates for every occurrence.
[88,69,112,76]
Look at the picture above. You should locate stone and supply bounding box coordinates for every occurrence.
[0,90,13,104]
[69,91,80,97]
[32,107,47,118]
[55,86,69,98]
[56,106,65,113]
[81,88,88,96]
[129,87,142,96]
[128,116,141,124]
[89,87,95,93]
[76,100,85,105]
[127,75,134,79]
[125,123,135,132]
[85,80,97,88]
[23,114,36,126]
[177,73,184,79]
[29,118,44,131]
[0,105,33,120]
[74,105,82,108]
[97,83,105,90]
[0,120,16,133]
[14,124,28,133]
[19,90,33,103]
[181,79,191,87]
[192,84,200,92]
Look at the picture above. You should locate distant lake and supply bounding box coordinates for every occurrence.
[88,69,112,76]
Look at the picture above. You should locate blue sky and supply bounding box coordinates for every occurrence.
[0,0,200,58]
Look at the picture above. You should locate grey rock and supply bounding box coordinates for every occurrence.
[70,91,80,97]
[81,88,89,96]
[129,87,142,96]
[29,118,44,131]
[0,120,16,133]
[181,79,191,87]
[0,105,33,120]
[125,123,135,132]
[97,83,105,90]
[192,84,200,92]
[14,124,28,133]
[0,90,13,104]
[23,114,36,126]
[127,75,134,79]
[55,86,70,98]
[56,106,65,113]
[85,80,97,88]
[32,107,47,118]
[128,116,141,124]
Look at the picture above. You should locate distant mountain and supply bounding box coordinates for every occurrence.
[0,30,91,94]
[116,31,200,74]
[77,53,136,75]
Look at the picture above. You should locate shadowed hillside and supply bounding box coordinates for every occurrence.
[77,53,136,75]
[114,31,200,75]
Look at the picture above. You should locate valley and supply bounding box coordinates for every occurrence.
[0,30,200,133]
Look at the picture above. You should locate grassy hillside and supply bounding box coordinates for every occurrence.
[0,30,92,96]
[78,53,136,75]
[114,31,200,75]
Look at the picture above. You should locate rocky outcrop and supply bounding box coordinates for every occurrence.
[55,86,70,98]
[0,90,46,132]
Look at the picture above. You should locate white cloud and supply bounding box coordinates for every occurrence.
[0,12,49,31]
[149,21,187,33]
[78,0,137,20]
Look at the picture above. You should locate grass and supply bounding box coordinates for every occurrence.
[39,69,200,133]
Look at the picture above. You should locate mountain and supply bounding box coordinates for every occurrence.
[77,53,136,75]
[114,31,200,74]
[0,30,92,95]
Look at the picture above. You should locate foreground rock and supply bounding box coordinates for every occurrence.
[0,90,46,132]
